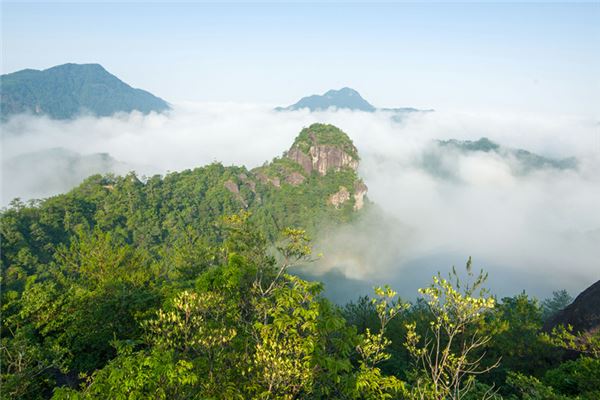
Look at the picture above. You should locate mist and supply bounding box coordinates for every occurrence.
[2,104,599,301]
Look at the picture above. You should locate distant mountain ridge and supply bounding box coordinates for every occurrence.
[2,147,132,203]
[276,87,432,113]
[419,137,578,181]
[0,63,170,120]
[437,137,578,171]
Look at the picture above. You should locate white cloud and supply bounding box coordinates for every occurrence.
[2,104,599,300]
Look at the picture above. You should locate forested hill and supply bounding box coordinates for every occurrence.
[1,123,367,292]
[2,124,599,399]
[0,63,169,120]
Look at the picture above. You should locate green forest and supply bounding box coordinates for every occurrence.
[1,125,598,399]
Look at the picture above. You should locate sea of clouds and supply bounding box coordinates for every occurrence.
[2,103,599,301]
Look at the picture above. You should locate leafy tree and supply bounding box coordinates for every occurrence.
[354,286,407,400]
[506,372,569,400]
[482,292,560,388]
[404,258,499,400]
[52,344,198,400]
[543,325,600,359]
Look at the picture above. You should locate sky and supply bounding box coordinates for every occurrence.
[2,1,599,117]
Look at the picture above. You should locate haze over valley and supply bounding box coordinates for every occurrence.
[2,63,598,301]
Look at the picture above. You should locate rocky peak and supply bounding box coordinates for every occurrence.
[251,123,368,211]
[286,123,359,176]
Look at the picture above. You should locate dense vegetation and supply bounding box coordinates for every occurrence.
[0,63,169,120]
[1,126,598,399]
[291,124,360,160]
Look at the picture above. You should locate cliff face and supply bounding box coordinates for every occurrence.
[286,123,360,176]
[288,145,358,176]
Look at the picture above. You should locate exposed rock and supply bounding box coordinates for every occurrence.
[287,147,314,174]
[353,180,368,211]
[288,144,358,176]
[329,186,351,208]
[255,172,281,188]
[224,179,248,208]
[286,125,359,176]
[224,179,239,194]
[238,173,256,193]
[544,280,600,334]
[285,171,305,186]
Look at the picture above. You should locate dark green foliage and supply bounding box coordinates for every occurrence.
[543,357,600,398]
[482,293,561,381]
[1,124,597,398]
[1,63,169,120]
[0,127,371,397]
[542,290,573,322]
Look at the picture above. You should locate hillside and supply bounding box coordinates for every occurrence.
[0,63,170,120]
[1,123,367,289]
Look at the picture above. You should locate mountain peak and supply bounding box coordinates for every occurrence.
[276,87,431,114]
[291,123,358,157]
[1,63,169,120]
[48,62,106,71]
[251,123,367,210]
[277,87,376,112]
[324,87,360,97]
[287,123,360,176]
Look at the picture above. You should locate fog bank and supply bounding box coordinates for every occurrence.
[2,104,599,300]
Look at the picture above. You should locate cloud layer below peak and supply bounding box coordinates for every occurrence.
[2,103,599,301]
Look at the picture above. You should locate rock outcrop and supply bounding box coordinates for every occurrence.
[286,124,359,176]
[285,171,305,186]
[328,186,351,208]
[353,180,368,211]
[255,172,281,188]
[544,280,600,334]
[238,173,256,193]
[250,123,368,212]
[224,179,248,208]
[287,145,358,176]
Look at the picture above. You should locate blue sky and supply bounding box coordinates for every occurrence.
[2,2,599,116]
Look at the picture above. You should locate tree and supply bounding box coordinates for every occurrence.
[482,292,558,383]
[354,285,407,399]
[541,290,573,322]
[404,258,499,400]
[543,325,600,359]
